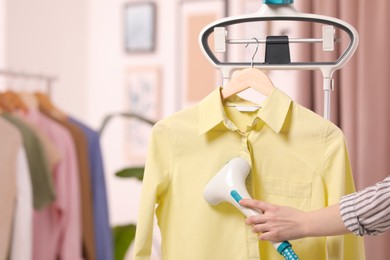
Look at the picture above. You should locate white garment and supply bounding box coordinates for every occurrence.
[10,147,32,260]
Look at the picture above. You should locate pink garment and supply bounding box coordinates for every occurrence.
[18,109,82,260]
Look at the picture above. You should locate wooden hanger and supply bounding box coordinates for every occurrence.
[34,91,67,118]
[221,67,275,100]
[0,92,13,112]
[0,90,29,113]
[221,38,275,101]
[19,92,39,110]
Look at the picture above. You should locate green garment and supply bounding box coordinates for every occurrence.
[2,113,55,209]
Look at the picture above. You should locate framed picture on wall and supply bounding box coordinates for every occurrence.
[178,0,228,109]
[123,66,161,163]
[124,1,156,53]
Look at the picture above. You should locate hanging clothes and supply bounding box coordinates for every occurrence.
[133,88,365,260]
[13,113,61,173]
[39,106,96,260]
[0,118,24,260]
[9,147,32,260]
[70,117,114,260]
[2,113,55,209]
[0,88,113,260]
[15,105,83,260]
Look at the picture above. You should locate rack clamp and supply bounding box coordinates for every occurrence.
[265,36,291,64]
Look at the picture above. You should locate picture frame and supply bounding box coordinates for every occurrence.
[177,0,228,109]
[123,66,161,163]
[124,1,156,53]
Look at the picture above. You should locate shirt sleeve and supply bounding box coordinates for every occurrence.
[323,125,366,260]
[133,122,171,260]
[340,176,390,236]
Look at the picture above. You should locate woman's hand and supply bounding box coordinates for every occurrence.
[239,199,349,241]
[239,199,308,242]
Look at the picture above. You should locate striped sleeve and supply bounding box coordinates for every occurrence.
[339,176,390,236]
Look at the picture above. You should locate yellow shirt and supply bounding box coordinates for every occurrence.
[134,88,365,260]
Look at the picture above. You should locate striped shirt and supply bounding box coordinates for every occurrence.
[340,176,390,236]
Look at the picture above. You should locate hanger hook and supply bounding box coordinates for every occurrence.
[246,38,260,68]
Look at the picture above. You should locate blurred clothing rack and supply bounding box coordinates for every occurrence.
[99,112,156,136]
[0,69,57,97]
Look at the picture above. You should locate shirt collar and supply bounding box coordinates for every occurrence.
[198,87,292,135]
[257,88,292,133]
[198,87,226,135]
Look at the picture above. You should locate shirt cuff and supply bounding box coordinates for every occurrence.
[339,193,363,236]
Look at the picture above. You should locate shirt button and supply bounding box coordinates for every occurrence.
[237,130,248,137]
[223,120,234,129]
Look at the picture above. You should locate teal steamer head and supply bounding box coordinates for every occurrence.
[263,0,294,4]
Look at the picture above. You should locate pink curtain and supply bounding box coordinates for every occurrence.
[295,1,390,259]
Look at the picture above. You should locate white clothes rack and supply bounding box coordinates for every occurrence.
[0,69,57,97]
[199,1,359,120]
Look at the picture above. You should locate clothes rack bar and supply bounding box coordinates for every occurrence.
[0,69,57,97]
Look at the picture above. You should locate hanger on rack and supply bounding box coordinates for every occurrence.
[0,90,29,113]
[0,69,57,114]
[221,68,275,100]
[0,92,13,112]
[221,38,275,101]
[199,0,359,120]
[19,92,39,110]
[34,92,67,119]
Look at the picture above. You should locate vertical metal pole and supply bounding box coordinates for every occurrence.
[323,77,333,120]
[46,78,52,98]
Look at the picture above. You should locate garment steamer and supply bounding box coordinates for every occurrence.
[204,157,299,260]
[202,0,359,258]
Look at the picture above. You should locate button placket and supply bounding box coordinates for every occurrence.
[237,131,260,259]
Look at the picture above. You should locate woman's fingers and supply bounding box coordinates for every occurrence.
[239,199,276,212]
[245,214,267,225]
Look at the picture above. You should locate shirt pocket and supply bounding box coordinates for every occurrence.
[261,178,312,211]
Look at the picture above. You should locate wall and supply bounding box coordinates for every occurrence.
[84,1,174,259]
[0,0,5,93]
[5,0,89,119]
[0,0,4,70]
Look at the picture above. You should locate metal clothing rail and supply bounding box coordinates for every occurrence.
[0,69,57,96]
[225,37,341,45]
[99,112,156,136]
